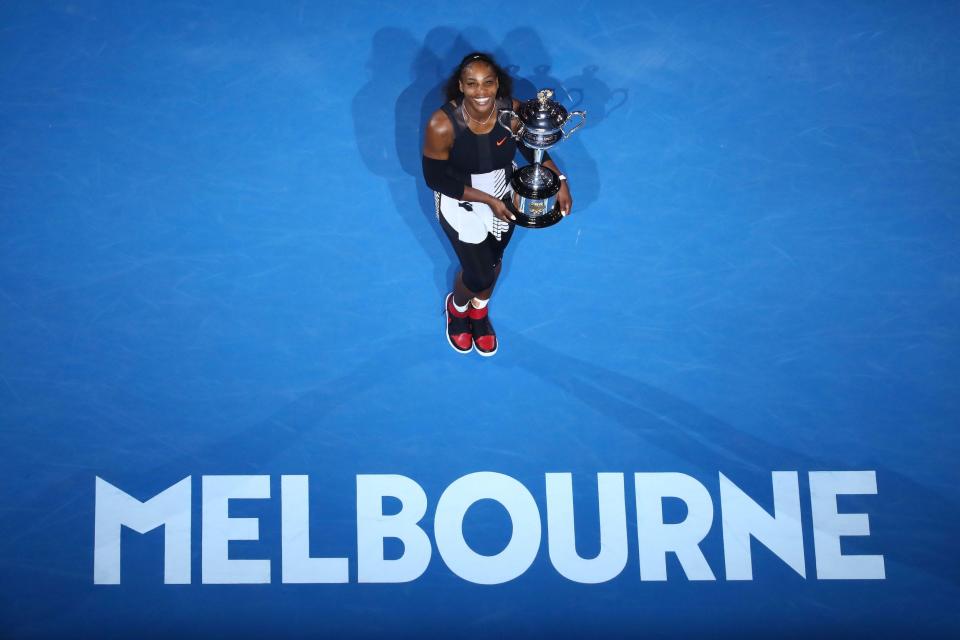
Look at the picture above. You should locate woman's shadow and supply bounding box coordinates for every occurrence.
[353,27,483,298]
[351,27,452,298]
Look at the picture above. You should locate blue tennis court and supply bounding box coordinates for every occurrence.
[2,1,958,637]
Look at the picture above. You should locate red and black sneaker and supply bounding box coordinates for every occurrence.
[468,303,497,357]
[445,293,473,354]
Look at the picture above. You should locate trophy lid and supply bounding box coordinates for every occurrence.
[517,89,569,131]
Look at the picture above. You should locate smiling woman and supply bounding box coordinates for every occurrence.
[422,52,572,357]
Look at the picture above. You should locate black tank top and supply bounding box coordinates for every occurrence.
[441,97,517,186]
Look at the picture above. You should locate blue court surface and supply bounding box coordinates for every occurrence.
[2,1,959,638]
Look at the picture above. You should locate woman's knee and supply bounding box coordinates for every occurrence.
[462,269,495,293]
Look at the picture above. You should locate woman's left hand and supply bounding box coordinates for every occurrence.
[557,181,573,217]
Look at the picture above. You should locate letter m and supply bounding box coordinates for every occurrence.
[94,476,191,584]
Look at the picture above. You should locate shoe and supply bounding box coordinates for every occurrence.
[445,293,473,354]
[468,303,497,357]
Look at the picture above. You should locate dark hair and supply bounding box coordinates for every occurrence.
[444,52,513,103]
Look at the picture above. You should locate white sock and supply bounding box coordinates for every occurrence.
[452,298,469,313]
[471,297,489,309]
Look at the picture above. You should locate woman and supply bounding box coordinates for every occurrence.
[422,52,573,356]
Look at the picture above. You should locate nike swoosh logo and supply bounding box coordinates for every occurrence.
[496,136,508,146]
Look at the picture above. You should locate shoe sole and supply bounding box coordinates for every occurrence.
[445,294,473,354]
[475,344,498,357]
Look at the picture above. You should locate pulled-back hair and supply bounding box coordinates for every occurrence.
[444,52,513,103]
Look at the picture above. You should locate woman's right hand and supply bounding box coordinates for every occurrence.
[489,196,516,223]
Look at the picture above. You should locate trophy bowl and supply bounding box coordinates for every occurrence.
[498,89,587,150]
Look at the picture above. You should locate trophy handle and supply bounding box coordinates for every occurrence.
[607,89,628,117]
[498,109,523,140]
[562,110,587,138]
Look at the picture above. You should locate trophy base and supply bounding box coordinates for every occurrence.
[503,193,565,229]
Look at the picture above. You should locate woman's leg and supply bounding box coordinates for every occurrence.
[452,271,474,308]
[470,261,502,303]
[446,228,506,305]
[463,229,514,356]
[439,213,514,355]
[452,259,501,307]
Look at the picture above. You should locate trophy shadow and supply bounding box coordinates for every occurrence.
[497,28,625,215]
[352,27,457,300]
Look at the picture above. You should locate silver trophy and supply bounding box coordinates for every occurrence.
[497,89,586,228]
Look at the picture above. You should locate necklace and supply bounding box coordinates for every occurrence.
[461,100,496,127]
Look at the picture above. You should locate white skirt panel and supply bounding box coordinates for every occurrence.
[435,167,512,244]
